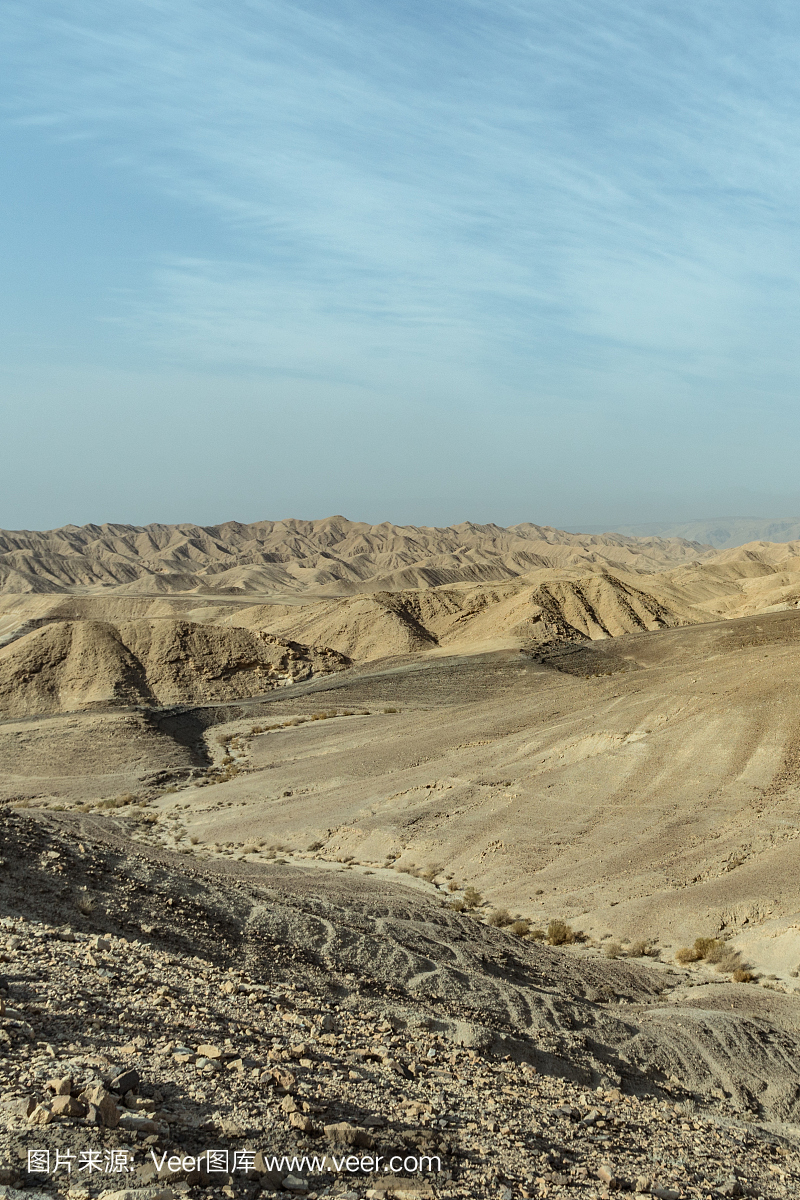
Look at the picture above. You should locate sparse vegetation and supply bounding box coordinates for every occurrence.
[462,887,483,910]
[486,907,513,927]
[604,940,623,958]
[675,936,753,980]
[547,920,576,946]
[508,920,530,937]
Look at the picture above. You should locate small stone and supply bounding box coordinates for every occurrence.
[196,1043,224,1059]
[47,1075,73,1095]
[51,1094,87,1117]
[272,1069,296,1092]
[289,1112,314,1133]
[28,1103,53,1125]
[111,1068,140,1094]
[320,1014,335,1032]
[323,1121,374,1149]
[597,1164,616,1186]
[634,1178,651,1194]
[281,1175,308,1192]
[80,1084,120,1128]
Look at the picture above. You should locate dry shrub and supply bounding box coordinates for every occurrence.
[528,928,546,941]
[732,968,755,983]
[716,952,744,974]
[250,726,264,734]
[675,946,702,964]
[242,844,259,855]
[75,891,95,916]
[307,841,324,852]
[486,908,513,927]
[509,920,530,937]
[547,920,576,946]
[383,707,398,714]
[694,937,725,961]
[463,887,483,910]
[447,881,460,892]
[627,940,649,958]
[448,898,466,912]
[604,941,623,959]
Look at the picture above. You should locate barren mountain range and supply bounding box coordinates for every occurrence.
[4,516,800,1188]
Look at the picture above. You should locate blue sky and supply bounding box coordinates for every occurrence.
[3,0,800,530]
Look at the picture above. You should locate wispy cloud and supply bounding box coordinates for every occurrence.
[6,0,800,386]
[4,1,800,527]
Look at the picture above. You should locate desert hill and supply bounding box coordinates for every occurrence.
[0,618,349,717]
[0,516,713,596]
[613,516,800,548]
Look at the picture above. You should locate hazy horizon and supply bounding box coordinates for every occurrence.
[4,2,800,531]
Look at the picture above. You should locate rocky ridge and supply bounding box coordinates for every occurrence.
[0,809,799,1200]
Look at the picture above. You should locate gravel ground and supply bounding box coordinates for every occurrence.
[0,809,798,1200]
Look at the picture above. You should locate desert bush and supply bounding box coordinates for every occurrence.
[447,881,460,892]
[190,836,199,845]
[307,841,324,852]
[547,920,576,946]
[383,707,398,714]
[694,937,724,961]
[675,946,702,964]
[509,920,530,937]
[732,968,755,983]
[448,898,466,912]
[716,952,744,974]
[486,908,513,927]
[528,928,546,941]
[75,891,95,915]
[463,887,483,910]
[250,726,264,734]
[627,940,648,958]
[604,941,623,959]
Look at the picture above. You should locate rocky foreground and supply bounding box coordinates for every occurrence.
[0,809,798,1200]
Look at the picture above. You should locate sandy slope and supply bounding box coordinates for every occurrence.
[7,608,800,990]
[0,619,349,716]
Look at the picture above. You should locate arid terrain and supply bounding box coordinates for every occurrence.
[3,517,800,1196]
